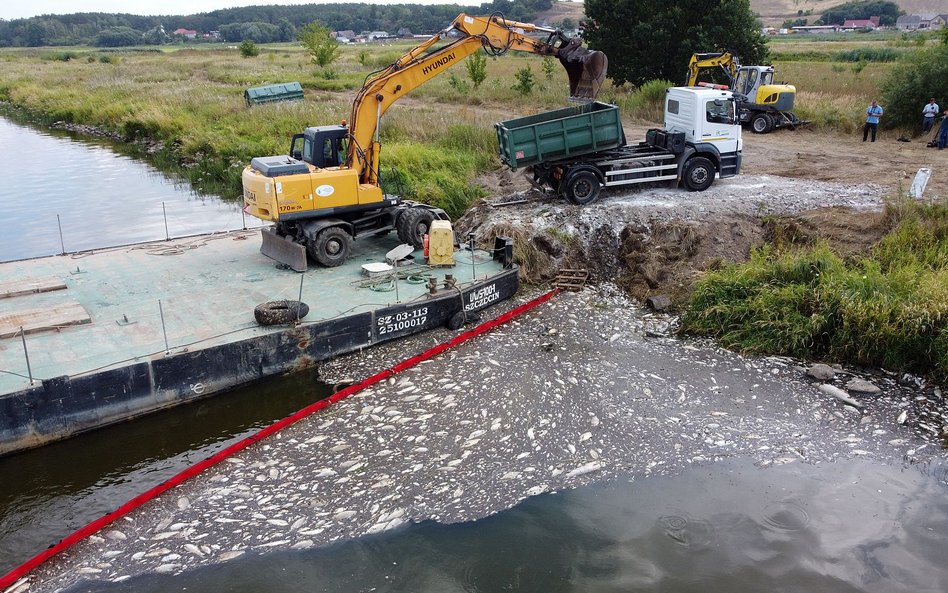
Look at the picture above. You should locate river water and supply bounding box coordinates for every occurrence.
[0,116,261,262]
[3,117,948,592]
[64,458,948,593]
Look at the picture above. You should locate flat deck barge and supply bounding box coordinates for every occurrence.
[0,230,517,456]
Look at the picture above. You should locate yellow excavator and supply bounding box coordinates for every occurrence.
[686,51,805,134]
[242,13,607,269]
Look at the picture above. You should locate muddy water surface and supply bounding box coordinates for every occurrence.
[64,458,948,593]
[0,116,260,262]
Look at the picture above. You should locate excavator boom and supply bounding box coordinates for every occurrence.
[347,13,607,184]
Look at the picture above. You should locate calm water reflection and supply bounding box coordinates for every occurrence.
[0,116,261,262]
[0,371,329,574]
[67,458,948,593]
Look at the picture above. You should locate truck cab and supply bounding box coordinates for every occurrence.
[664,86,742,180]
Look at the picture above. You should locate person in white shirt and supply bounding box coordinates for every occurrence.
[922,98,939,134]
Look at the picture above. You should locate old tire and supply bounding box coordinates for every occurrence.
[309,227,352,267]
[396,208,436,249]
[682,156,715,192]
[446,311,466,331]
[751,112,774,134]
[254,300,309,326]
[564,170,601,205]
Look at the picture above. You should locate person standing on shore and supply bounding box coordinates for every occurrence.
[938,110,948,150]
[863,100,883,142]
[922,98,939,134]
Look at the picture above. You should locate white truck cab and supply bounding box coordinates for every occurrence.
[664,86,743,157]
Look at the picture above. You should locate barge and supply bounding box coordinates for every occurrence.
[0,229,517,456]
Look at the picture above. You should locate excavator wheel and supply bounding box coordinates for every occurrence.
[396,208,435,249]
[563,170,601,205]
[309,226,352,267]
[682,157,715,192]
[751,113,774,134]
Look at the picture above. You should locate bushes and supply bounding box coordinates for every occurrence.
[881,42,948,129]
[833,47,900,62]
[618,79,672,121]
[683,201,948,382]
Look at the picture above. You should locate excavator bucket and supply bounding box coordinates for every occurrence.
[558,38,608,101]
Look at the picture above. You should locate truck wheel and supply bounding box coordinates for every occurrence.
[565,170,601,205]
[751,112,774,134]
[396,208,435,249]
[309,227,352,267]
[682,157,715,192]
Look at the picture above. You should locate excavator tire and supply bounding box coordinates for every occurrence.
[396,208,435,249]
[751,112,774,134]
[254,300,309,326]
[309,226,352,267]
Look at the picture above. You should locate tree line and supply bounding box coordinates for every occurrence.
[0,1,553,47]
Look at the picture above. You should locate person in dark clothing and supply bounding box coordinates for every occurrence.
[863,100,883,142]
[938,110,948,150]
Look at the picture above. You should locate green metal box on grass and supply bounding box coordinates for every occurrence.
[495,102,625,169]
[244,82,305,106]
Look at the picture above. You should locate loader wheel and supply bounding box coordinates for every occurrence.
[564,170,601,205]
[309,227,351,267]
[682,157,715,192]
[254,300,309,326]
[396,208,435,249]
[751,112,774,134]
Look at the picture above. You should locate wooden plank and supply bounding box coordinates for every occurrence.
[0,301,90,339]
[0,276,68,300]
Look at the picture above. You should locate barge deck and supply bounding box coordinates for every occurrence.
[0,229,517,455]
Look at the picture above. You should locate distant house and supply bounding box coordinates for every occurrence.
[896,14,947,31]
[333,30,357,43]
[366,31,390,41]
[791,25,841,34]
[841,16,880,30]
[173,28,198,39]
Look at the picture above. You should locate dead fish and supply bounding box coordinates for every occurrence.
[818,384,864,408]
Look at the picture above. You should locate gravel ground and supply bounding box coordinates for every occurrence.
[16,286,945,593]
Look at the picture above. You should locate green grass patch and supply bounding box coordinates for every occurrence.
[682,200,948,382]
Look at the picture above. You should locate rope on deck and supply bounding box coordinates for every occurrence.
[0,288,559,592]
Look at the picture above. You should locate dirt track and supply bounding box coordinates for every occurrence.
[468,125,942,305]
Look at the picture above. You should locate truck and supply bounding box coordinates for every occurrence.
[686,51,805,134]
[242,13,606,270]
[496,86,742,204]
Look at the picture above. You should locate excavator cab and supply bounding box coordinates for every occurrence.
[291,125,349,169]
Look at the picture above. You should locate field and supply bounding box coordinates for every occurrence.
[0,31,936,206]
[0,30,945,380]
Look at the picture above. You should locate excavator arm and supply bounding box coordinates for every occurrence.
[685,51,740,87]
[346,13,607,186]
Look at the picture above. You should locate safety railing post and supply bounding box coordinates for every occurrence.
[19,327,34,385]
[158,299,170,354]
[162,202,170,241]
[57,214,66,255]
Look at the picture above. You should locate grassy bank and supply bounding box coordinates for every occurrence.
[0,43,593,216]
[682,198,948,383]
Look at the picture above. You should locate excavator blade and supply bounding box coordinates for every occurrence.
[558,38,608,101]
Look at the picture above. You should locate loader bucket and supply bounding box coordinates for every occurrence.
[558,38,608,101]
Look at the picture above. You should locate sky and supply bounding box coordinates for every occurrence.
[1,0,482,21]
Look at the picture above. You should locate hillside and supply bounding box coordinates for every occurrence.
[539,1,948,27]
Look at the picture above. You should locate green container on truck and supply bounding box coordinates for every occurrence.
[495,101,624,169]
[495,87,744,204]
